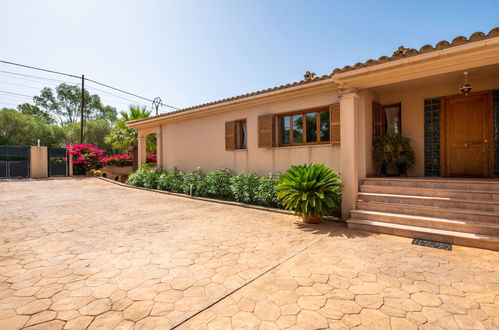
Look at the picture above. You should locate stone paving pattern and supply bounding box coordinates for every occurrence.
[0,178,498,329]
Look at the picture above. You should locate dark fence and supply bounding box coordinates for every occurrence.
[0,146,30,178]
[48,148,68,177]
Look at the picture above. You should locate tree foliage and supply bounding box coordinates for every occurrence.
[33,83,117,125]
[105,105,152,153]
[0,108,66,147]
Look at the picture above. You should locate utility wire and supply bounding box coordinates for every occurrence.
[0,59,180,110]
[0,60,80,79]
[0,70,77,84]
[0,90,34,99]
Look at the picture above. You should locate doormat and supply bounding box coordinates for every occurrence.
[412,238,452,251]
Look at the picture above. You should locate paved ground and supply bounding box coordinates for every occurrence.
[0,178,497,329]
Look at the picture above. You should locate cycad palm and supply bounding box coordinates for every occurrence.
[276,164,341,218]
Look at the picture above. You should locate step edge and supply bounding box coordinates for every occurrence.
[357,192,499,205]
[360,185,499,195]
[347,219,499,241]
[356,201,499,217]
[350,210,499,228]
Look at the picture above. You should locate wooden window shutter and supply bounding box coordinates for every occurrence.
[329,104,340,143]
[225,121,235,151]
[258,114,274,148]
[372,102,386,143]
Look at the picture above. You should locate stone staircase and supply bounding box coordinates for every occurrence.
[347,178,499,251]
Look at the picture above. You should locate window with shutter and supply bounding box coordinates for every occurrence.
[276,106,335,146]
[225,121,235,151]
[258,114,274,148]
[329,104,340,143]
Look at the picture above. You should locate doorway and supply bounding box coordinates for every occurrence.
[442,91,493,177]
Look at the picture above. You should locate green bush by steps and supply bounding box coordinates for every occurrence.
[127,167,284,209]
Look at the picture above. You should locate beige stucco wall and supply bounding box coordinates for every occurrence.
[30,146,48,178]
[161,90,341,176]
[370,74,499,177]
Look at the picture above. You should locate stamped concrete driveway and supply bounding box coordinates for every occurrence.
[0,178,498,329]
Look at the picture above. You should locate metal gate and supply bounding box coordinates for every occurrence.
[48,148,68,177]
[0,146,30,178]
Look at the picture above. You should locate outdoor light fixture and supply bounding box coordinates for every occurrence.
[460,71,472,96]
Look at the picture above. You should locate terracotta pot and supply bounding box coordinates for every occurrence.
[102,165,133,176]
[301,214,321,224]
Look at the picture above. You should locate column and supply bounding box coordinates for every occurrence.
[156,131,163,171]
[137,136,147,168]
[339,89,359,220]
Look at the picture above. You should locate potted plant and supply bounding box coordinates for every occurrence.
[373,134,415,176]
[276,164,341,224]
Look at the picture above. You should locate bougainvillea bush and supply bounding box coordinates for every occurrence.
[146,151,157,163]
[66,143,106,173]
[101,153,133,167]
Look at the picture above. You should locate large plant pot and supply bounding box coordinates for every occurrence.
[301,214,321,224]
[102,165,133,176]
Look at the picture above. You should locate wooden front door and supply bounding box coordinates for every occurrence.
[442,92,493,177]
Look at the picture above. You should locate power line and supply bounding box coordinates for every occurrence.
[0,70,77,84]
[0,80,42,90]
[0,59,180,110]
[0,60,80,79]
[85,77,179,110]
[0,90,33,99]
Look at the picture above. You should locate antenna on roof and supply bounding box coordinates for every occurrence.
[152,97,163,115]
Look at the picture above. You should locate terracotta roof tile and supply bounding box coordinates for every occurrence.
[130,27,499,125]
[331,27,499,74]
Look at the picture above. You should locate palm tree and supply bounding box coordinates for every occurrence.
[120,106,152,122]
[105,105,153,169]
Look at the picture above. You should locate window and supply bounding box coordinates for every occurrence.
[278,107,332,146]
[225,119,247,150]
[234,119,247,149]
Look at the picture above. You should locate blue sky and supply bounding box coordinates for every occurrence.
[0,0,498,114]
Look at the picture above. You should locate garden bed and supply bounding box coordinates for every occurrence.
[98,176,295,216]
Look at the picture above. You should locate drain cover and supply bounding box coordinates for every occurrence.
[412,238,452,251]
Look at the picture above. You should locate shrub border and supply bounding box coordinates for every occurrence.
[97,176,296,216]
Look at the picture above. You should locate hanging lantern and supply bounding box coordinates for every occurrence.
[460,72,472,96]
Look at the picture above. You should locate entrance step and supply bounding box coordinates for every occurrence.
[356,201,499,223]
[360,185,499,201]
[348,178,499,251]
[347,219,499,251]
[350,210,499,236]
[357,192,499,212]
[363,178,499,191]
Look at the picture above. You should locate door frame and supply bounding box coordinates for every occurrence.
[440,90,494,177]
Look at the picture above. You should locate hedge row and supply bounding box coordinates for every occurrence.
[127,167,282,209]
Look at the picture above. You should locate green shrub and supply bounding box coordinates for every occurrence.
[128,166,285,210]
[197,168,233,200]
[126,168,149,187]
[255,174,282,208]
[160,167,185,193]
[277,164,341,218]
[140,162,157,169]
[183,167,204,195]
[230,172,260,204]
[143,169,160,189]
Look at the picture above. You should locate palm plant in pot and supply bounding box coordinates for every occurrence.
[276,164,341,224]
[373,134,415,176]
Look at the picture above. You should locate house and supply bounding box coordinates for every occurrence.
[129,27,499,250]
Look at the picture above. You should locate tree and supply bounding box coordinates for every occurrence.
[0,108,66,147]
[105,105,152,152]
[65,119,112,151]
[33,83,117,125]
[17,103,54,123]
[105,105,152,169]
